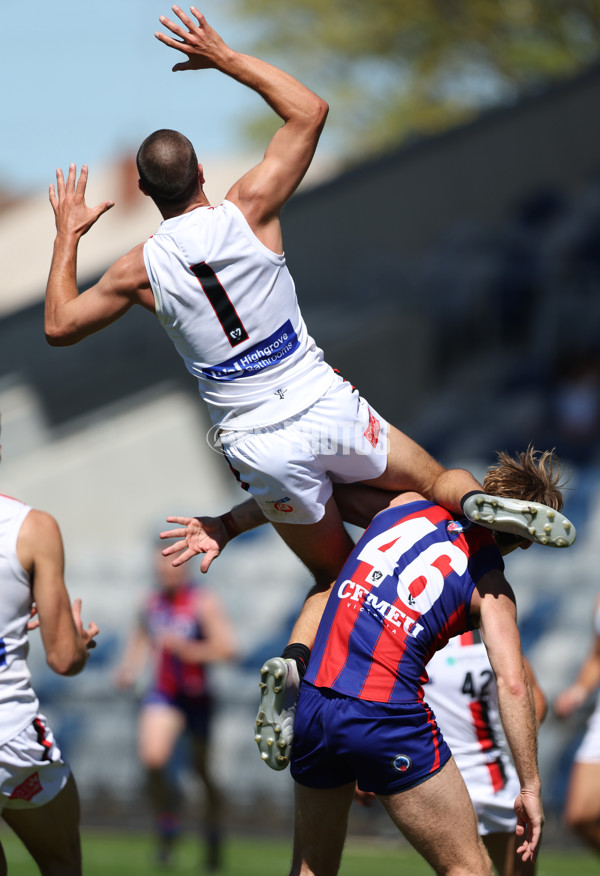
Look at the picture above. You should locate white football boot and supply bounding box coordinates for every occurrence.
[254,657,300,771]
[463,493,576,548]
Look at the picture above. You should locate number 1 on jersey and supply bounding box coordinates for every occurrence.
[190,262,249,347]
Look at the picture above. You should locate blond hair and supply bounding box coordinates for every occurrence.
[482,446,564,512]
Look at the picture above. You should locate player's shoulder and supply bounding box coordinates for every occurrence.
[103,243,152,300]
[112,242,147,277]
[19,508,60,541]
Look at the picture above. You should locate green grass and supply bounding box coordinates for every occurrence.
[0,830,596,874]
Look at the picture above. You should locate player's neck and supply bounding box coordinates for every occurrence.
[160,192,211,220]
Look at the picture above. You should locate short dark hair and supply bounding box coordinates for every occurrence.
[136,129,199,208]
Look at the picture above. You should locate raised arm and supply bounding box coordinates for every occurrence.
[45,163,154,346]
[155,6,328,250]
[474,570,543,863]
[17,510,98,676]
[160,483,400,570]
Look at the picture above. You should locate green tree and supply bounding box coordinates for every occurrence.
[231,0,600,157]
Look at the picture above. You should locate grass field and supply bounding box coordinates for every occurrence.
[0,830,596,874]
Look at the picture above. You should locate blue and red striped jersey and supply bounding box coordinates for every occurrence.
[143,583,209,699]
[305,501,504,703]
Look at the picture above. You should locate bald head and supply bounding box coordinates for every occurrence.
[137,129,200,208]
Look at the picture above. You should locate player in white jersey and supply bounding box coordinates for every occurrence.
[554,594,600,853]
[0,431,99,874]
[425,631,546,875]
[45,8,574,663]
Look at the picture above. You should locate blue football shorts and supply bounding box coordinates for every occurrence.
[290,683,451,796]
[142,690,213,738]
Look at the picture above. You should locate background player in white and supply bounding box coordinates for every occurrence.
[0,424,99,875]
[554,593,600,854]
[424,631,547,875]
[45,7,574,671]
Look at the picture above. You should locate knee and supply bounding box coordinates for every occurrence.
[144,754,169,773]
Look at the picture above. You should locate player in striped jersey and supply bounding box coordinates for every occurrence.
[286,456,560,875]
[170,448,564,873]
[115,551,237,870]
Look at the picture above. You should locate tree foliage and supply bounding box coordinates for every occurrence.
[230,0,600,156]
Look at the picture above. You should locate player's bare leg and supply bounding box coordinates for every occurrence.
[378,758,493,875]
[366,426,575,548]
[271,493,355,648]
[2,773,82,876]
[288,781,355,876]
[563,760,600,851]
[138,704,185,864]
[255,496,354,769]
[365,424,479,511]
[483,832,536,876]
[190,736,223,872]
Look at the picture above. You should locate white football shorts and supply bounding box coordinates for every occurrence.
[575,697,600,763]
[220,374,389,524]
[458,757,520,835]
[0,715,70,812]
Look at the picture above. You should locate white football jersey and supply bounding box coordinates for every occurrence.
[425,631,514,783]
[143,200,334,429]
[426,632,522,832]
[0,495,39,745]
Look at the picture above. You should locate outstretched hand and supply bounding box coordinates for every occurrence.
[155,6,229,72]
[160,515,230,573]
[49,164,114,239]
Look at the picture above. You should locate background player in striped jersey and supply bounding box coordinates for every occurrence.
[554,592,600,854]
[424,632,547,875]
[0,422,98,875]
[45,8,574,691]
[115,550,237,870]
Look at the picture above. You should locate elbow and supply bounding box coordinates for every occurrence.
[317,96,329,120]
[47,650,87,677]
[313,97,329,132]
[298,95,328,135]
[45,325,76,347]
[499,676,529,702]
